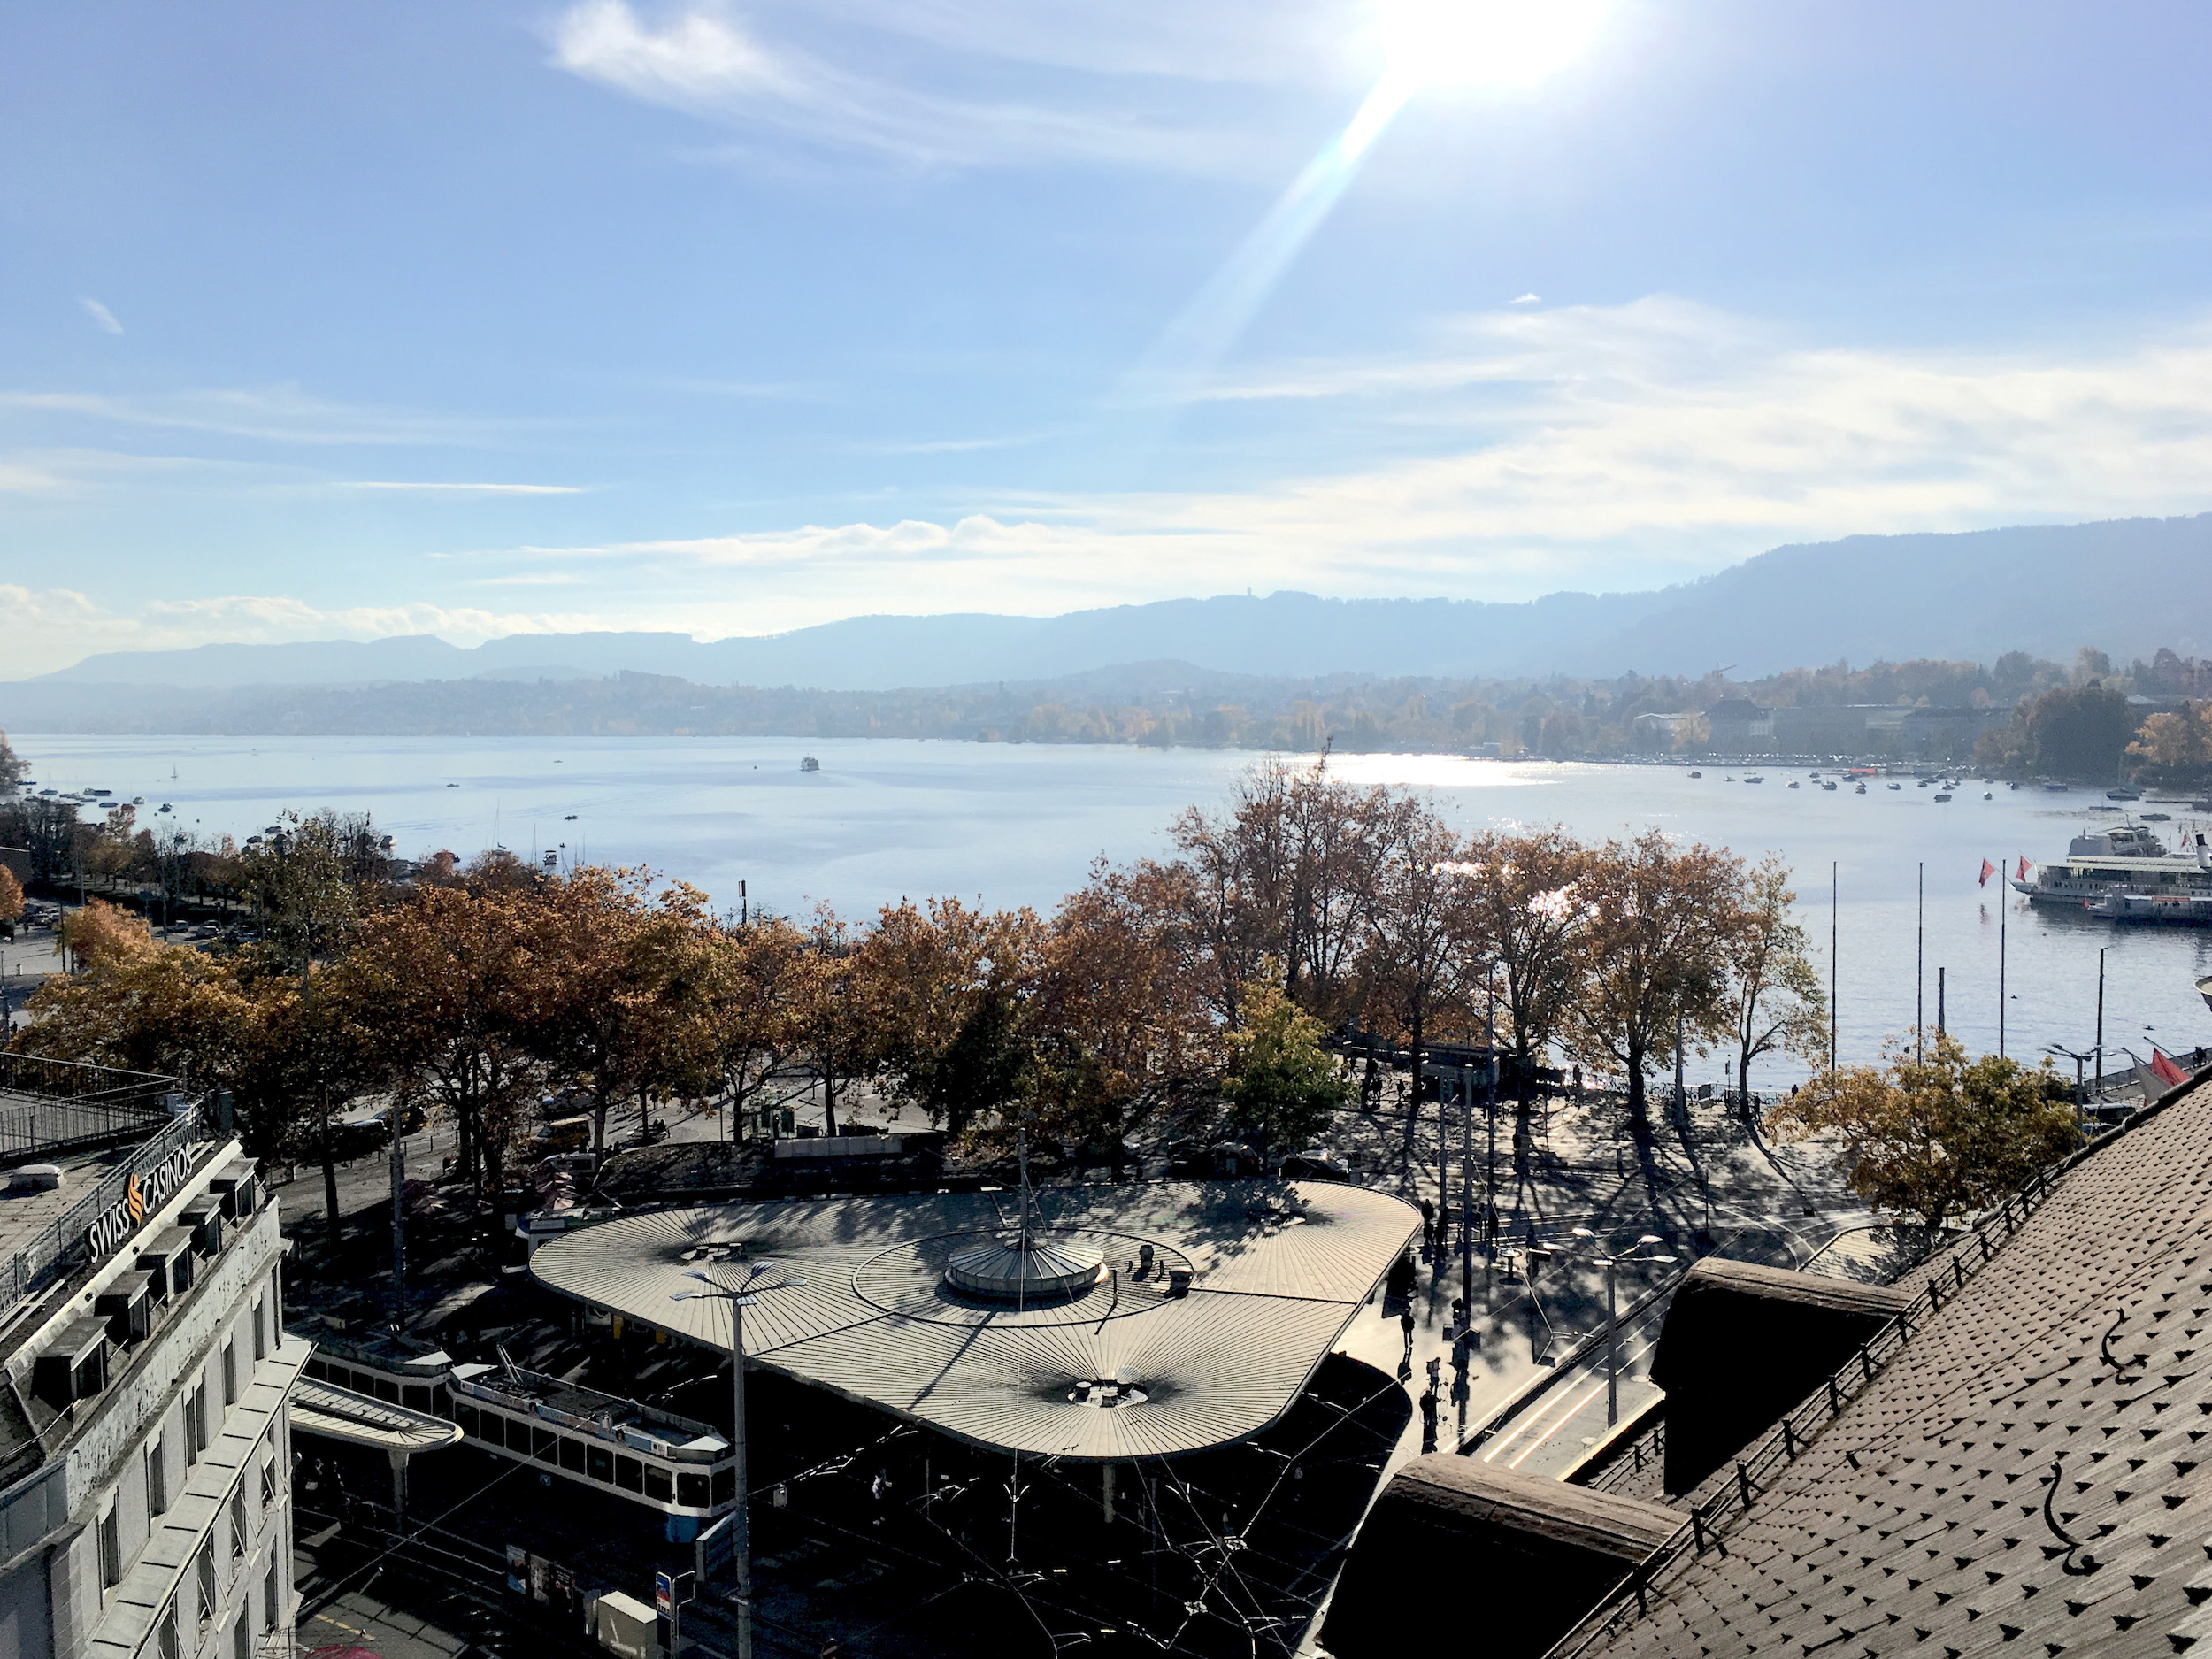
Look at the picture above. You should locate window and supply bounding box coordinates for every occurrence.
[532,1427,558,1463]
[232,1617,250,1659]
[558,1439,586,1474]
[230,1486,249,1560]
[263,1557,280,1630]
[643,1466,672,1503]
[185,1386,205,1464]
[196,1542,217,1621]
[251,1298,266,1362]
[453,1403,478,1439]
[711,1466,736,1504]
[157,1601,180,1659]
[615,1455,643,1494]
[257,1452,275,1509]
[222,1340,237,1407]
[503,1417,532,1455]
[587,1445,614,1484]
[149,1439,169,1517]
[269,1266,282,1337]
[98,1506,120,1589]
[402,1384,428,1410]
[677,1472,710,1509]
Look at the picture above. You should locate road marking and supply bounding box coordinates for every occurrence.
[1491,1337,1659,1469]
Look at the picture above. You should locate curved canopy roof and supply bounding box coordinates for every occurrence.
[290,1379,465,1454]
[530,1180,1416,1461]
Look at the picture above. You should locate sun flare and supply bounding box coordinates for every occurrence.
[1376,0,1609,91]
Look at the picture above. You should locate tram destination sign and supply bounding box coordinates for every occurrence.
[84,1145,195,1262]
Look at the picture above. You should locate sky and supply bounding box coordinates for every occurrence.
[7,1,2212,677]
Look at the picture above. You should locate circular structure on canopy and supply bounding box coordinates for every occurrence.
[849,1228,1193,1326]
[944,1230,1104,1300]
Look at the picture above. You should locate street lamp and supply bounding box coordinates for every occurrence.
[1568,1229,1678,1426]
[671,1258,806,1659]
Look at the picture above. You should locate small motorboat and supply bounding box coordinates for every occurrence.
[1744,774,1765,784]
[2043,782,2069,792]
[157,803,173,813]
[1855,782,1867,794]
[1982,791,1993,800]
[1788,780,1801,789]
[801,756,822,772]
[1934,792,1954,803]
[2108,787,2143,801]
[1822,780,1839,791]
[2143,811,2172,822]
[2008,781,2021,790]
[132,795,146,804]
[1887,782,1901,790]
[564,813,579,821]
[1687,771,1702,780]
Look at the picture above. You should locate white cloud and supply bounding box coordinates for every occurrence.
[468,297,2212,620]
[1509,292,1541,305]
[79,298,124,335]
[340,480,585,495]
[546,0,1279,174]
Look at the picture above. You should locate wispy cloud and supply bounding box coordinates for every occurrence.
[546,0,1279,174]
[1509,293,1541,305]
[0,386,527,447]
[469,572,595,587]
[466,297,2212,618]
[340,480,585,495]
[79,298,124,335]
[851,433,1047,455]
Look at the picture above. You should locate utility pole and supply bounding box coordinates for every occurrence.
[1937,966,1946,1040]
[1916,862,1924,1062]
[1459,1064,1474,1328]
[1998,862,2008,1058]
[2094,946,2107,1094]
[389,1104,406,1334]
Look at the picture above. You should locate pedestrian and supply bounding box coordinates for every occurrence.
[1425,1355,1442,1394]
[1420,1198,1437,1259]
[1399,1305,1416,1359]
[1419,1386,1439,1452]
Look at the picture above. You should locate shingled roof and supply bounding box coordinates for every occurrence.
[1557,1071,2212,1659]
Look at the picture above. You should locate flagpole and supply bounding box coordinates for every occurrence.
[1830,861,1839,1074]
[1916,862,1924,1064]
[1998,855,2008,1059]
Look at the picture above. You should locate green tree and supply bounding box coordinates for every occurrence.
[1763,1034,2078,1232]
[0,732,25,795]
[1222,978,1354,1159]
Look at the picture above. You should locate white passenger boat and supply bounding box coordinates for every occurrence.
[2016,824,2212,926]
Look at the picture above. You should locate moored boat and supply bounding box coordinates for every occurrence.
[2016,824,2212,926]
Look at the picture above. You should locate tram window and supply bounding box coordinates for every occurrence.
[711,1467,735,1504]
[454,1403,479,1437]
[403,1385,429,1410]
[678,1472,710,1509]
[616,1455,643,1493]
[304,1360,328,1382]
[588,1445,614,1483]
[376,1379,400,1403]
[534,1428,559,1463]
[560,1438,586,1473]
[644,1467,672,1502]
[506,1417,534,1454]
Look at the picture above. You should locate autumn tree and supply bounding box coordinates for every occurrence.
[1356,801,1470,1094]
[1764,1034,2078,1232]
[868,898,1041,1140]
[1564,830,1742,1138]
[1221,977,1353,1159]
[1455,827,1590,1127]
[697,917,813,1141]
[1719,856,1829,1112]
[0,864,22,928]
[2127,703,2212,787]
[339,884,542,1197]
[60,899,156,970]
[0,731,24,795]
[11,941,261,1084]
[520,867,711,1153]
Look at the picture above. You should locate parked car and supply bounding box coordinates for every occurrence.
[1279,1148,1351,1183]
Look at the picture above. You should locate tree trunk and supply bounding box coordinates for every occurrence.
[822,1058,838,1138]
[1624,1043,1651,1141]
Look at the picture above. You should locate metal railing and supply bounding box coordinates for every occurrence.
[1547,1159,2069,1659]
[0,1052,179,1115]
[0,1100,215,1318]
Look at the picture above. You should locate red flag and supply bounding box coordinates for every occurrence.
[1978,858,1996,887]
[2016,855,2030,880]
[2151,1049,2191,1088]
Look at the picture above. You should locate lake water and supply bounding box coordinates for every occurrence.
[13,733,2212,1085]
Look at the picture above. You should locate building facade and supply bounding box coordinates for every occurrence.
[0,1058,305,1659]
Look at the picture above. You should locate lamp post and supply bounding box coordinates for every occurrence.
[1567,1229,1678,1426]
[672,1259,806,1659]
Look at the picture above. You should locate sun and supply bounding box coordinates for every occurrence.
[1374,0,1609,92]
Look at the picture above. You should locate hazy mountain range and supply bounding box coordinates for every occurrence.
[15,518,2212,718]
